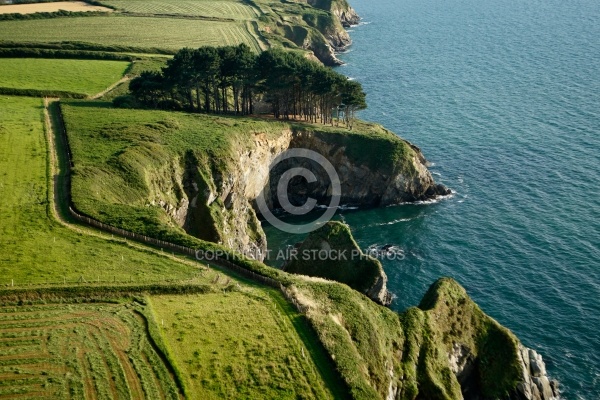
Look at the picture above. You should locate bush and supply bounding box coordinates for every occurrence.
[112,95,139,109]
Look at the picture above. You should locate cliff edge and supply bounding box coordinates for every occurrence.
[283,221,392,305]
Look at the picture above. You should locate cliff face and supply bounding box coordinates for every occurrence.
[176,126,449,260]
[283,221,392,305]
[259,0,358,65]
[285,276,559,400]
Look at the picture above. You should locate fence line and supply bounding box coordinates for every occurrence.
[53,101,284,293]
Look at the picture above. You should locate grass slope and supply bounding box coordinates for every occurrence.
[0,96,202,285]
[150,289,338,399]
[0,15,263,52]
[0,58,129,96]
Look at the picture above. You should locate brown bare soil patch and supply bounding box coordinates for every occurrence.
[0,1,112,15]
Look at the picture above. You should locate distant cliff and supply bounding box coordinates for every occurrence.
[256,0,360,65]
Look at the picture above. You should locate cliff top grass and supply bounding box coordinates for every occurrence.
[60,102,415,249]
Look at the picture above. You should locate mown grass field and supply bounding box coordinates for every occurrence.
[102,0,260,20]
[0,96,206,286]
[150,290,336,399]
[0,301,180,399]
[0,15,263,52]
[0,58,129,96]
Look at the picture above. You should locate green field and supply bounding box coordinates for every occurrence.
[61,102,290,246]
[102,0,260,20]
[0,96,205,285]
[0,301,179,399]
[0,58,129,96]
[0,15,263,52]
[150,290,336,399]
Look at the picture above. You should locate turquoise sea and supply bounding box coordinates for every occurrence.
[265,0,600,397]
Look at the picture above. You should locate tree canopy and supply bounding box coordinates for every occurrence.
[127,45,366,128]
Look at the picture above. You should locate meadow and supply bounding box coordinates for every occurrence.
[0,15,263,52]
[0,58,129,96]
[0,96,205,286]
[150,290,337,399]
[0,301,180,399]
[101,0,260,20]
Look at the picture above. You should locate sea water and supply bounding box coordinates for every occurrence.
[264,0,600,397]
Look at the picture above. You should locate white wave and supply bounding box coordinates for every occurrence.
[409,192,455,205]
[374,217,413,226]
[315,204,359,210]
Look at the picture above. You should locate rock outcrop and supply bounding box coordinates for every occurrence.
[513,345,560,400]
[179,125,449,260]
[283,221,392,305]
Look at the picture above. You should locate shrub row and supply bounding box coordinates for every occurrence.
[0,47,134,61]
[0,87,87,98]
[0,283,214,304]
[0,40,176,55]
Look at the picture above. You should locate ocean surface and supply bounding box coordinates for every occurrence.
[264,0,600,397]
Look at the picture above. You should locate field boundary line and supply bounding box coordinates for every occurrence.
[42,98,209,273]
[90,76,130,99]
[44,98,282,291]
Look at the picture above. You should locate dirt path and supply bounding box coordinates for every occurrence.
[90,76,131,100]
[43,98,204,269]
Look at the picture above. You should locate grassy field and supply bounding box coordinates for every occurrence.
[102,0,260,20]
[0,96,208,285]
[0,301,180,399]
[150,290,336,399]
[0,58,129,96]
[0,15,263,52]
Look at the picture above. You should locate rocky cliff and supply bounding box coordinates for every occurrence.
[257,0,359,65]
[283,221,392,305]
[285,275,559,400]
[179,124,449,260]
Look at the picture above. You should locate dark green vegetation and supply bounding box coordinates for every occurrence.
[0,1,533,398]
[128,45,366,125]
[0,300,180,399]
[285,221,384,295]
[0,58,129,96]
[0,0,359,65]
